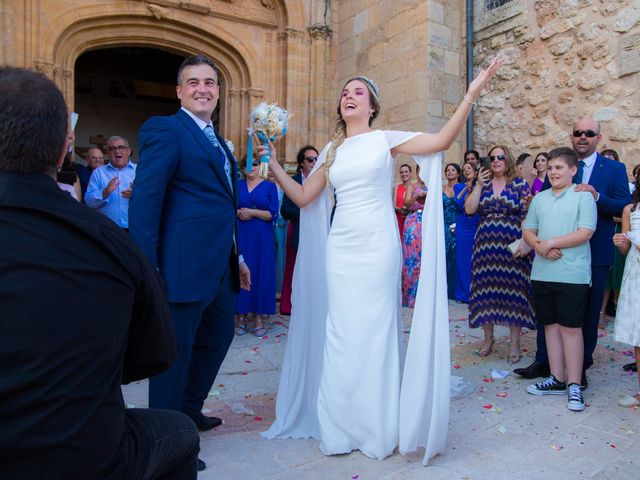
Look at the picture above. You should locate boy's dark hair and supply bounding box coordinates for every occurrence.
[516,153,530,166]
[548,147,579,168]
[464,149,480,161]
[0,67,68,173]
[177,54,219,85]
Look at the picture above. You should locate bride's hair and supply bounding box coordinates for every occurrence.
[324,77,381,187]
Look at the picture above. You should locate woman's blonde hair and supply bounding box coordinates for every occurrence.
[488,145,517,181]
[324,77,381,187]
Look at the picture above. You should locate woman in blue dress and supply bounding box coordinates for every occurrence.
[235,157,279,337]
[465,146,534,365]
[443,163,460,299]
[453,162,480,302]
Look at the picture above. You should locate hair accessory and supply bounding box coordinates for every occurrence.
[355,76,380,98]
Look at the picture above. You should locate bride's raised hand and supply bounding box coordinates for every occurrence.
[467,56,504,100]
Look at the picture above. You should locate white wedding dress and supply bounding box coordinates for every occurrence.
[263,130,450,465]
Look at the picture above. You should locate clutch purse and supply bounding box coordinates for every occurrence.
[507,238,522,255]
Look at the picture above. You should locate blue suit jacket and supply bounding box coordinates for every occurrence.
[543,153,631,266]
[129,109,240,303]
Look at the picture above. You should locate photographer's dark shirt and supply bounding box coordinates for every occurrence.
[0,172,177,479]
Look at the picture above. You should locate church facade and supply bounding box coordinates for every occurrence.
[1,0,638,173]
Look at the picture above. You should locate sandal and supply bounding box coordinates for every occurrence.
[253,326,267,338]
[508,340,522,364]
[477,337,494,357]
[235,325,247,336]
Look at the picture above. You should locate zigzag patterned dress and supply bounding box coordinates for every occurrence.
[469,177,535,329]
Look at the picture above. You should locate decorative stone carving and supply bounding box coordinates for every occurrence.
[33,62,57,78]
[279,28,303,40]
[247,87,264,98]
[308,23,333,40]
[147,4,171,19]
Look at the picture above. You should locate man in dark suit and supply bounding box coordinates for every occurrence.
[279,145,318,314]
[129,55,250,471]
[515,117,632,386]
[0,67,199,479]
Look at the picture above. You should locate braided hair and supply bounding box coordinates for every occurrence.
[324,77,381,188]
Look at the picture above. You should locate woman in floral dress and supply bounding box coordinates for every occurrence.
[402,165,427,308]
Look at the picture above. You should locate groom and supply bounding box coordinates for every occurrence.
[129,54,250,471]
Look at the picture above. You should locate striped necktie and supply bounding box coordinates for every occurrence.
[203,125,233,190]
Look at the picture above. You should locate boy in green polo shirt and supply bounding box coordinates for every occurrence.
[522,147,597,411]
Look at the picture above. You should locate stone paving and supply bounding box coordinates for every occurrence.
[122,302,640,479]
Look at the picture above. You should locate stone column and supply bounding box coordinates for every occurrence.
[308,23,333,150]
[280,27,308,168]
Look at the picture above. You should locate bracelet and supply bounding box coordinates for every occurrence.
[463,95,477,106]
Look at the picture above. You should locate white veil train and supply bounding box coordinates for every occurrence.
[262,135,450,466]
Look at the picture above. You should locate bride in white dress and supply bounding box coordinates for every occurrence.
[262,58,503,464]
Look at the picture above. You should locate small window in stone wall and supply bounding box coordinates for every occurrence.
[486,0,513,10]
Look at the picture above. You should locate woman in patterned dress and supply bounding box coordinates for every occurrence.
[443,163,460,299]
[401,165,427,308]
[394,163,413,240]
[465,145,535,364]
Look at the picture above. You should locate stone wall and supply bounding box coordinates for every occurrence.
[473,0,640,175]
[335,0,466,169]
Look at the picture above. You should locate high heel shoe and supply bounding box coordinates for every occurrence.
[477,337,494,357]
[508,340,522,364]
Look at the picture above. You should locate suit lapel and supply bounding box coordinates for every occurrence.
[176,110,234,199]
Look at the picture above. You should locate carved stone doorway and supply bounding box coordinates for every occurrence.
[74,47,226,162]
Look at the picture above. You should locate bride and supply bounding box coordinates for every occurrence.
[262,58,503,464]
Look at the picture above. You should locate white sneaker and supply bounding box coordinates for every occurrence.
[567,383,585,411]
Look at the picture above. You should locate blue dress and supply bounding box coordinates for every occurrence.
[443,192,457,300]
[468,178,534,329]
[236,179,278,315]
[453,183,479,302]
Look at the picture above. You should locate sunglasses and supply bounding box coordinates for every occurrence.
[572,130,599,138]
[304,156,318,163]
[251,162,259,167]
[489,154,506,162]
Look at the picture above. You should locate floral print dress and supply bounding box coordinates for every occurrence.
[402,185,427,308]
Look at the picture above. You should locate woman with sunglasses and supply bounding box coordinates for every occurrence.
[235,154,279,337]
[465,145,535,364]
[531,152,549,196]
[279,145,319,315]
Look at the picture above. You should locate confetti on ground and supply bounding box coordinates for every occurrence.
[491,369,510,379]
[262,335,269,340]
[209,389,221,398]
[352,476,360,479]
[483,404,493,409]
[254,416,263,421]
[496,392,508,398]
[497,425,507,434]
[482,378,494,383]
[244,360,252,364]
[453,364,462,369]
[550,444,563,451]
[202,408,211,414]
[240,372,249,376]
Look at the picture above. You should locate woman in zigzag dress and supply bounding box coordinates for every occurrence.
[465,145,535,365]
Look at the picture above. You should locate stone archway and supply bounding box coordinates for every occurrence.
[51,16,257,159]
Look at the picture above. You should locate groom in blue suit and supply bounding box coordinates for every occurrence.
[130,55,250,471]
[515,117,631,386]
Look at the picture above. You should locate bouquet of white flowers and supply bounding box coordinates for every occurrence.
[247,102,290,178]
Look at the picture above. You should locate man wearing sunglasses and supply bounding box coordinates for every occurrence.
[280,145,319,315]
[515,117,631,388]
